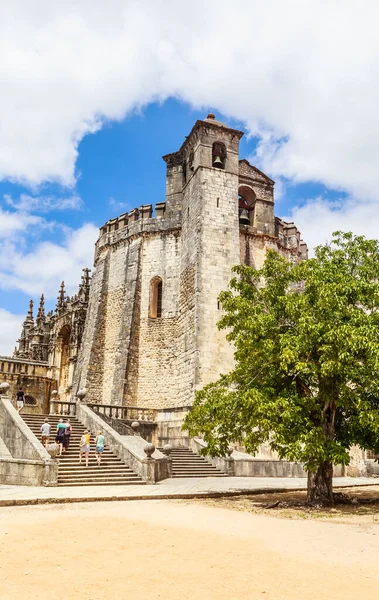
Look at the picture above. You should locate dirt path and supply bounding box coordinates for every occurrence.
[0,499,378,600]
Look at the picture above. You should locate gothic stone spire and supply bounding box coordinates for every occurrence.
[56,281,66,309]
[36,294,45,327]
[25,299,34,326]
[78,268,91,302]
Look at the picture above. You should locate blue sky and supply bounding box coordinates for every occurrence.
[1,1,379,354]
[0,97,343,317]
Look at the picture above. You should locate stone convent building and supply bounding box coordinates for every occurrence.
[5,114,307,411]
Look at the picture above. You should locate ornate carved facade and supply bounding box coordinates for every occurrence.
[13,269,91,400]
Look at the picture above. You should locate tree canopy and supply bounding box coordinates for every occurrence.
[184,232,379,504]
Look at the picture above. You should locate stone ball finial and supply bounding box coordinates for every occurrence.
[51,390,58,397]
[144,443,155,458]
[46,443,60,459]
[226,446,233,457]
[131,421,140,432]
[162,444,172,456]
[0,382,11,395]
[77,388,87,401]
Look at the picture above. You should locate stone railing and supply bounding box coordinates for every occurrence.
[77,403,170,483]
[50,400,77,416]
[90,409,135,436]
[87,403,157,422]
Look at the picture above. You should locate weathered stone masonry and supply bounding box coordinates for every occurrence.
[74,114,307,409]
[11,114,307,411]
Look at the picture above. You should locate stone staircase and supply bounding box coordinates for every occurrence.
[21,414,145,487]
[159,447,226,478]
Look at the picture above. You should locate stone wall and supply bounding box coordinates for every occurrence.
[239,230,305,270]
[72,116,307,413]
[73,251,110,400]
[0,356,54,413]
[0,396,58,486]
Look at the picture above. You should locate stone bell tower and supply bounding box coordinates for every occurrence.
[164,114,244,393]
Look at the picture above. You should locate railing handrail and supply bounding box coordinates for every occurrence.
[88,408,136,436]
[87,402,156,411]
[50,400,77,416]
[50,400,76,405]
[87,403,158,422]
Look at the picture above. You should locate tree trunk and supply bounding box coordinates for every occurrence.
[307,461,334,506]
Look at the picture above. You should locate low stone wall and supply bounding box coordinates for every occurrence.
[190,437,350,478]
[0,457,57,486]
[77,403,170,483]
[155,407,190,447]
[365,459,379,476]
[0,396,58,486]
[190,437,307,477]
[233,455,306,477]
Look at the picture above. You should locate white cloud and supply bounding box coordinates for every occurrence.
[0,308,23,356]
[0,206,47,239]
[0,0,379,204]
[0,222,98,298]
[4,193,82,212]
[109,197,128,211]
[286,197,379,255]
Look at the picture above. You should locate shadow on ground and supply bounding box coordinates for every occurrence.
[190,485,379,521]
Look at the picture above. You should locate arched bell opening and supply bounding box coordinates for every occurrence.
[212,142,227,169]
[238,185,256,226]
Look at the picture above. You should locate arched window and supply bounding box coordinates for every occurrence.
[150,277,163,318]
[212,142,227,169]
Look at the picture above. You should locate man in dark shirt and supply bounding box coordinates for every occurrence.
[16,387,24,412]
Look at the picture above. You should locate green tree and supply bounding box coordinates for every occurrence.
[184,232,379,505]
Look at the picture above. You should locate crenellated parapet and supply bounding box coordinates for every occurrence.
[95,201,182,263]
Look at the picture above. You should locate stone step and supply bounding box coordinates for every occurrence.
[58,466,134,473]
[25,422,82,426]
[58,472,136,479]
[172,465,223,471]
[56,450,114,455]
[20,412,143,487]
[57,458,122,464]
[157,445,227,478]
[57,473,141,481]
[172,465,221,473]
[27,430,85,435]
[170,454,212,466]
[58,474,140,482]
[172,474,225,478]
[20,420,81,429]
[58,477,143,485]
[58,480,146,487]
[26,424,83,429]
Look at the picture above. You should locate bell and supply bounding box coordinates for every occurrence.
[239,208,250,225]
[213,155,223,167]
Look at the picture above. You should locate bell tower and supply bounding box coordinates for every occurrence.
[165,114,244,395]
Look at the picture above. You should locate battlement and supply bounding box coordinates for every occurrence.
[99,201,168,236]
[95,201,182,263]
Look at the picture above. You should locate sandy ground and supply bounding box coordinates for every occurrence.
[0,500,378,600]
